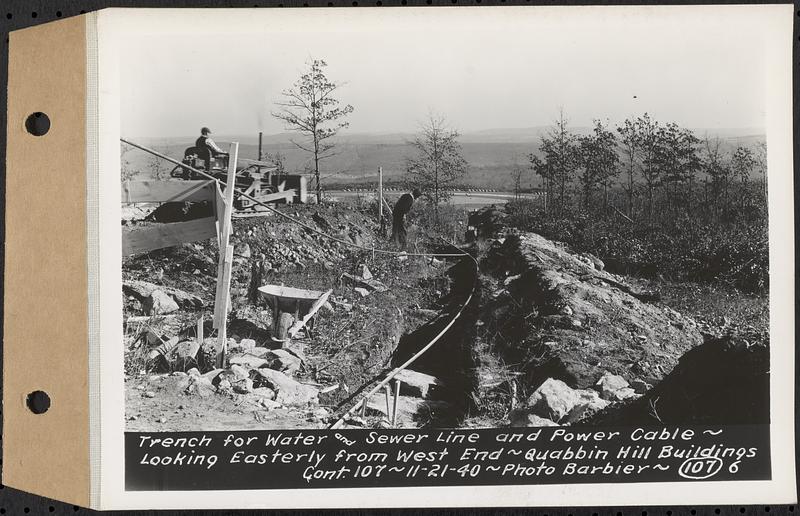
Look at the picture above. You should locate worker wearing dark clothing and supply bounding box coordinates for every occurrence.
[392,188,422,249]
[196,127,227,157]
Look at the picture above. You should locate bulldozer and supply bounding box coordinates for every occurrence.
[170,145,307,210]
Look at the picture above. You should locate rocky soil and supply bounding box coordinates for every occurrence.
[124,202,460,430]
[123,202,770,430]
[464,206,769,428]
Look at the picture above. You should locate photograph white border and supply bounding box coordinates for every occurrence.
[93,6,795,509]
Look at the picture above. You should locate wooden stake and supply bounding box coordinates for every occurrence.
[384,384,392,424]
[213,143,238,328]
[378,166,384,235]
[392,379,401,426]
[196,315,204,343]
[215,244,234,368]
[213,143,239,368]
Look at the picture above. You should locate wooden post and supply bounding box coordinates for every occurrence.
[384,384,392,425]
[378,166,385,236]
[214,142,239,368]
[392,378,401,426]
[196,315,204,343]
[215,245,234,368]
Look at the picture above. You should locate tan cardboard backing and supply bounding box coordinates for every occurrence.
[3,15,90,506]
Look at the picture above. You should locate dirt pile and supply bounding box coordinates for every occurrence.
[233,207,378,274]
[585,335,769,425]
[468,206,705,424]
[124,203,457,430]
[481,229,703,390]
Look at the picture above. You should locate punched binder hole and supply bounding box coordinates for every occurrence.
[26,390,50,414]
[25,112,50,136]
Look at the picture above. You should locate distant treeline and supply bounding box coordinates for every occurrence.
[502,112,769,294]
[528,112,767,225]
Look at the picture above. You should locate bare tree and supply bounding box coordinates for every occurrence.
[616,118,639,216]
[755,141,768,201]
[636,113,661,219]
[702,136,732,217]
[578,120,618,209]
[533,110,579,214]
[148,155,168,181]
[731,145,757,210]
[120,143,137,182]
[653,123,700,215]
[510,154,527,200]
[406,114,468,223]
[264,151,287,178]
[272,59,354,203]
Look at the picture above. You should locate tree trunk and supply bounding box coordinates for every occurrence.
[313,131,322,204]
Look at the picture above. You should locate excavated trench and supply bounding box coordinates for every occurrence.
[383,256,481,428]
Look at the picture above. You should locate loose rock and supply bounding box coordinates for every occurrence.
[250,369,319,406]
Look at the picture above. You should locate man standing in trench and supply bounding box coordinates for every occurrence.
[391,188,422,249]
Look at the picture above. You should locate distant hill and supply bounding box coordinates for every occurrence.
[123,127,765,190]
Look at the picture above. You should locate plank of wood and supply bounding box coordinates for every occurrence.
[255,189,295,204]
[232,211,275,219]
[213,143,238,330]
[288,289,333,338]
[121,217,217,255]
[213,182,226,248]
[121,180,214,203]
[215,244,234,368]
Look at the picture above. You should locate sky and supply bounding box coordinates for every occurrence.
[115,5,783,139]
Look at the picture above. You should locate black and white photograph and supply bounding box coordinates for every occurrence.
[104,4,793,503]
[120,6,776,433]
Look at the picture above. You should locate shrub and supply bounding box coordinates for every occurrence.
[504,200,768,294]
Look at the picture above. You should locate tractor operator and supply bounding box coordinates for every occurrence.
[196,127,228,157]
[391,188,422,249]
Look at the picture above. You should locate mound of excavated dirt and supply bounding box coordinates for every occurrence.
[584,335,769,426]
[474,211,704,405]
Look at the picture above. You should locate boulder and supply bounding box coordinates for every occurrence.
[123,280,204,310]
[250,369,319,406]
[508,410,559,427]
[630,379,651,394]
[217,379,232,393]
[358,264,373,280]
[283,343,308,364]
[609,387,638,402]
[564,389,610,423]
[250,387,277,400]
[145,290,179,315]
[342,273,388,293]
[184,375,215,397]
[263,349,303,375]
[236,243,252,260]
[232,378,254,394]
[595,372,630,401]
[239,339,257,350]
[393,369,443,399]
[229,355,269,369]
[169,340,200,371]
[524,378,578,423]
[365,394,452,427]
[230,364,250,379]
[201,368,223,382]
[215,366,249,386]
